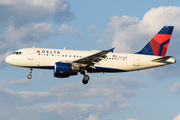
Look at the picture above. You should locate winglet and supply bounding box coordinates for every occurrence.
[109,47,115,53]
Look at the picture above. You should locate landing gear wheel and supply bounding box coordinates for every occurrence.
[82,75,90,84]
[27,75,32,79]
[27,68,33,79]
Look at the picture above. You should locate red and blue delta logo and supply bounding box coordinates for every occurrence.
[36,50,40,53]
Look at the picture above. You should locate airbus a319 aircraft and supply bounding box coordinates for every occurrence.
[5,26,176,84]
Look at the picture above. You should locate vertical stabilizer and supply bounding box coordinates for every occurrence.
[136,26,174,56]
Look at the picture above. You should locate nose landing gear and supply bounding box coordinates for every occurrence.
[27,68,33,79]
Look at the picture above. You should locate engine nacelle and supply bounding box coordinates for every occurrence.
[54,62,79,78]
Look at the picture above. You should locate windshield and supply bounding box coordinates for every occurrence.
[13,52,22,55]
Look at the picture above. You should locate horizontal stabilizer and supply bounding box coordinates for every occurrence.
[151,56,173,62]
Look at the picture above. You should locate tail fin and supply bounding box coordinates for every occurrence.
[136,26,174,56]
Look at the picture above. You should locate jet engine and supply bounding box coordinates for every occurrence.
[54,62,79,78]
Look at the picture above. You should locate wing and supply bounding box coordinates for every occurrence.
[73,48,115,68]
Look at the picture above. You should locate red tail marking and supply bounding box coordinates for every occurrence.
[150,34,171,56]
[161,43,169,56]
[153,34,171,44]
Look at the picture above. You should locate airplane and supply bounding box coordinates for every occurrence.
[5,26,176,84]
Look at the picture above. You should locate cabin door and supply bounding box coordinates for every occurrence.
[133,56,139,66]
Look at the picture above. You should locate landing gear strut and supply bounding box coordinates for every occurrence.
[27,68,33,79]
[81,70,90,84]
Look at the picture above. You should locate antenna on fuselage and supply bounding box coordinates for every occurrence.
[63,47,66,50]
[33,46,35,48]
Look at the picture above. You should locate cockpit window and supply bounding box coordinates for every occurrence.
[13,52,22,55]
[13,52,18,54]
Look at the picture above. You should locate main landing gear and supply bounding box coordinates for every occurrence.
[81,70,90,84]
[27,68,33,79]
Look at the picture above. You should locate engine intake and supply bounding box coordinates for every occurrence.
[54,62,79,78]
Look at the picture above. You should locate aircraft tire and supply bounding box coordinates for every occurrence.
[82,75,89,84]
[27,75,32,79]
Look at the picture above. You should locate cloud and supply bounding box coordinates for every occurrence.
[38,72,44,78]
[140,62,179,80]
[85,114,99,120]
[87,25,96,30]
[105,15,141,52]
[0,82,134,120]
[96,39,111,46]
[6,22,55,43]
[48,82,134,102]
[0,81,6,88]
[170,82,180,94]
[12,22,54,42]
[0,88,57,107]
[25,101,130,120]
[0,0,74,28]
[174,114,180,120]
[127,119,138,120]
[0,0,75,67]
[59,23,82,37]
[102,6,180,53]
[0,22,56,64]
[100,6,180,79]
[93,75,148,89]
[9,78,31,85]
[0,51,11,67]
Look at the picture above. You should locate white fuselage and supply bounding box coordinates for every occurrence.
[5,48,176,73]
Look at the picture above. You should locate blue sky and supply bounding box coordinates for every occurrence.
[1,0,180,120]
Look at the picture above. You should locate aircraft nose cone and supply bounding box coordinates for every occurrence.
[5,55,14,65]
[5,56,10,64]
